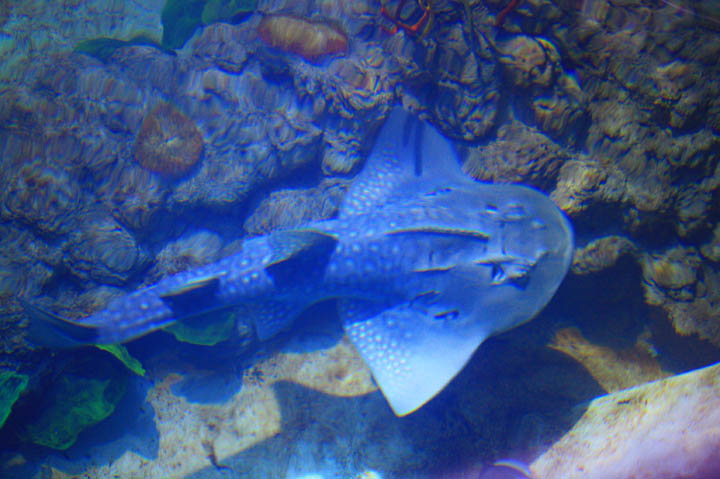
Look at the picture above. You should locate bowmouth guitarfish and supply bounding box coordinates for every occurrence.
[22,107,573,416]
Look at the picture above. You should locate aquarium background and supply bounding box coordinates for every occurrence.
[1,0,720,477]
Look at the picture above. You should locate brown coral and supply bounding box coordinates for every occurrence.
[257,15,348,64]
[133,102,203,179]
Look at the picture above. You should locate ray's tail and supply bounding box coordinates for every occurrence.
[19,298,100,348]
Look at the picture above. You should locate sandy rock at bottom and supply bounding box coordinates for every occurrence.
[33,334,381,479]
[531,361,720,479]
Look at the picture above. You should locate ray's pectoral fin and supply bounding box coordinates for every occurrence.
[19,298,100,348]
[265,229,338,288]
[339,298,488,416]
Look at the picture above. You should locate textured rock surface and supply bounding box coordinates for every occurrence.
[145,229,224,284]
[548,327,669,393]
[243,179,349,235]
[21,333,383,478]
[462,119,570,191]
[571,236,636,275]
[531,362,720,479]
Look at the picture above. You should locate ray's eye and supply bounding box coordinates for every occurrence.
[491,263,504,282]
[434,309,459,321]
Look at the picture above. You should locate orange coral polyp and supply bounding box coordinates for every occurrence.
[258,15,348,63]
[133,102,204,179]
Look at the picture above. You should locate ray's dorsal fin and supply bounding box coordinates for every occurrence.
[340,106,470,218]
[19,298,100,348]
[265,229,338,288]
[159,276,220,317]
[267,229,338,265]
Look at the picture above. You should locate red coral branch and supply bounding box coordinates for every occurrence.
[380,0,432,36]
[495,0,522,27]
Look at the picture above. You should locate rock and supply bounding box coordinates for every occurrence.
[31,334,381,478]
[73,286,126,316]
[571,236,637,275]
[0,157,81,235]
[462,119,569,191]
[0,0,164,85]
[101,163,168,233]
[496,35,587,141]
[62,216,145,286]
[531,362,720,479]
[498,35,560,89]
[146,230,224,284]
[642,247,699,302]
[550,160,607,215]
[244,179,349,235]
[531,90,585,142]
[0,225,59,299]
[392,22,500,141]
[189,22,250,73]
[700,223,720,262]
[641,246,720,347]
[548,327,669,393]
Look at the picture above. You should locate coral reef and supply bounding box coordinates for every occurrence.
[497,34,586,142]
[133,101,205,179]
[571,236,637,275]
[146,230,224,283]
[62,216,145,286]
[641,246,720,347]
[257,14,349,63]
[462,119,569,191]
[1,157,81,235]
[243,179,349,234]
[393,20,501,141]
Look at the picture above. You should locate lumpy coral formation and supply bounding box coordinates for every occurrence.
[133,102,204,179]
[257,14,348,63]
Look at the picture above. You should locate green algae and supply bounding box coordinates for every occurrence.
[161,0,257,49]
[161,0,207,49]
[96,344,146,377]
[75,35,175,63]
[164,309,236,346]
[23,374,126,450]
[0,370,29,430]
[201,0,257,25]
